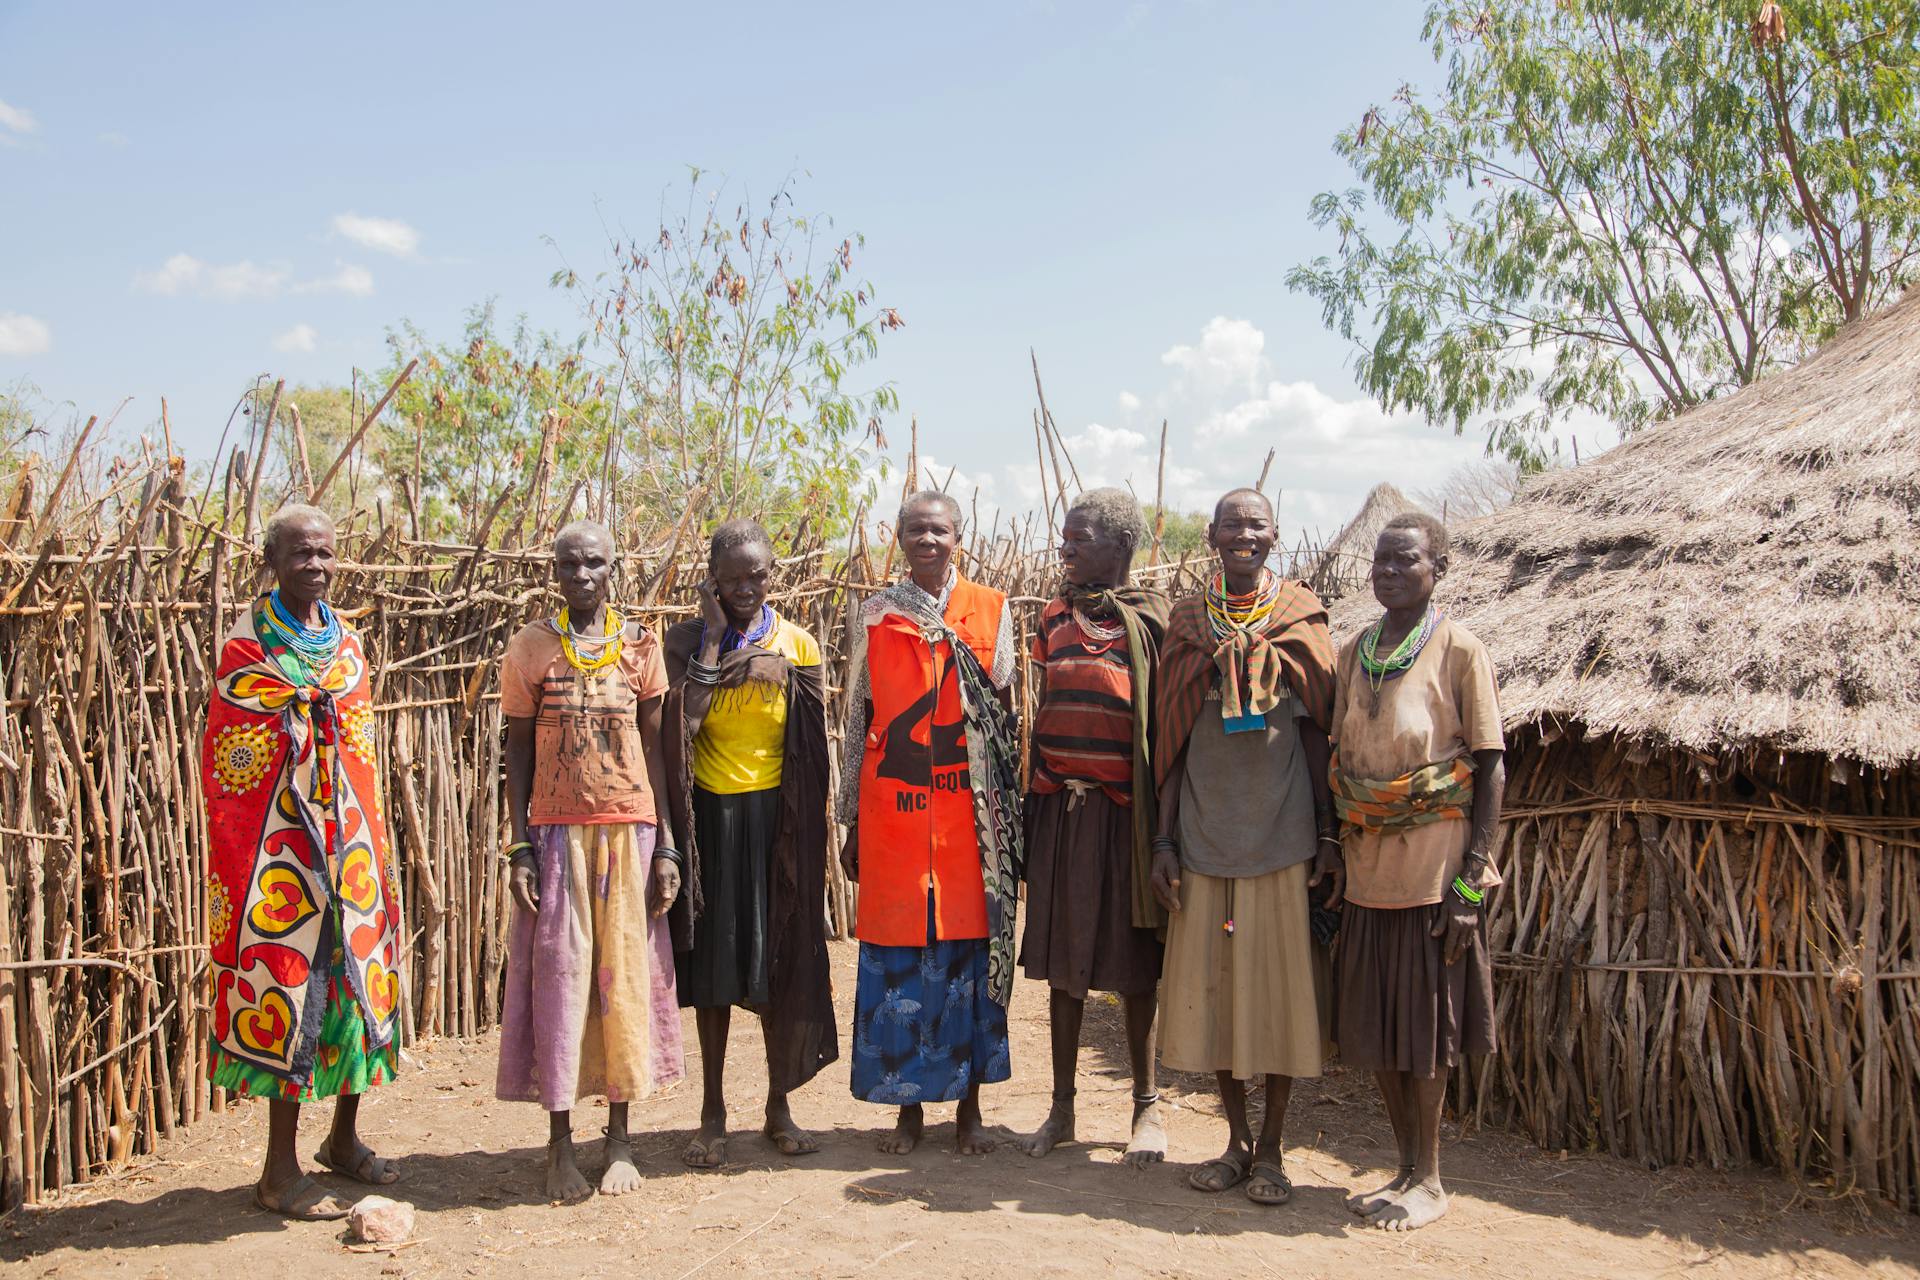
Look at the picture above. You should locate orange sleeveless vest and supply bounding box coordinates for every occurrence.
[855,576,1004,946]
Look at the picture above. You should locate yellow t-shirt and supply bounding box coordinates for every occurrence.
[692,617,821,794]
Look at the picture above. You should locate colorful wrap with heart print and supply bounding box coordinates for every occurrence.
[201,596,403,1085]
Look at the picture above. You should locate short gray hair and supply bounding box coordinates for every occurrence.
[263,504,334,556]
[554,519,614,554]
[1067,487,1144,549]
[896,490,963,533]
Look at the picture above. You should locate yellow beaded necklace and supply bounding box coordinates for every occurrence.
[556,605,624,677]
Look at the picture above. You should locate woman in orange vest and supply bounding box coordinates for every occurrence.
[837,490,1022,1155]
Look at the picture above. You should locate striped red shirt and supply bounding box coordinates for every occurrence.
[1029,599,1137,804]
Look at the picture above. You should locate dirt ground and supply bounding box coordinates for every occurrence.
[4,939,1916,1280]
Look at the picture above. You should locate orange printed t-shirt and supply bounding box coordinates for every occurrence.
[853,577,1006,947]
[501,619,668,826]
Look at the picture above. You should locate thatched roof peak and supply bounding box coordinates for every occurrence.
[1310,482,1425,601]
[1341,286,1920,768]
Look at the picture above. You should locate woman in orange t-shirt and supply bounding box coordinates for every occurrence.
[496,521,686,1203]
[836,491,1022,1156]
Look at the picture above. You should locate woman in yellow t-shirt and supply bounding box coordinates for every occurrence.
[662,520,837,1169]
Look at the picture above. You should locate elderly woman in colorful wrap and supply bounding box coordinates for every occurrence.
[203,504,404,1221]
[1330,511,1504,1232]
[496,520,685,1202]
[1018,488,1172,1166]
[1148,488,1341,1207]
[837,490,1021,1155]
[661,519,837,1169]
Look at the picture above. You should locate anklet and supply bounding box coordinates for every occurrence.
[1052,1087,1078,1103]
[1132,1090,1160,1106]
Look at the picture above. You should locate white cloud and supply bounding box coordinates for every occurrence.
[134,254,288,300]
[97,130,129,148]
[953,315,1516,541]
[331,213,420,257]
[0,312,52,356]
[297,263,374,297]
[134,255,372,300]
[0,98,37,137]
[1160,316,1267,397]
[272,323,318,354]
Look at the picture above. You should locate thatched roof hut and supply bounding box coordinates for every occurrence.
[1431,287,1920,768]
[1332,288,1920,1211]
[1309,482,1424,601]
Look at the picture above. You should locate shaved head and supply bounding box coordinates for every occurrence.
[264,504,334,557]
[553,520,614,557]
[1211,487,1273,524]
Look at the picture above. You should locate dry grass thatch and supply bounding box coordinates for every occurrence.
[1422,286,1920,768]
[1308,481,1424,602]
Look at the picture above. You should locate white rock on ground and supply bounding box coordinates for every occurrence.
[348,1195,415,1244]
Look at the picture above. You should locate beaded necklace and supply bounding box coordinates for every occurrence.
[1359,605,1437,700]
[1204,568,1280,642]
[555,604,624,678]
[262,590,343,684]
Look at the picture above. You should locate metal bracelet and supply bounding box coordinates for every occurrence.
[652,846,684,869]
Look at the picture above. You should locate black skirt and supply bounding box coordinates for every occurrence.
[1335,902,1497,1077]
[677,786,780,1010]
[1019,786,1163,998]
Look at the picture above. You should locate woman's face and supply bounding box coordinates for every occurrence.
[1059,508,1129,588]
[553,528,615,617]
[711,541,773,628]
[1207,493,1277,581]
[269,515,337,609]
[898,499,959,582]
[1371,526,1443,611]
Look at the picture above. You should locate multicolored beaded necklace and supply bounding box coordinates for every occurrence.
[261,590,343,685]
[1359,605,1437,708]
[1204,568,1280,642]
[555,604,624,679]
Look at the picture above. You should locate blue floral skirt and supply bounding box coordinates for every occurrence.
[851,905,1011,1105]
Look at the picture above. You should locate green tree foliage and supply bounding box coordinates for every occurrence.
[558,168,901,541]
[1288,0,1920,464]
[366,170,900,545]
[1143,505,1209,557]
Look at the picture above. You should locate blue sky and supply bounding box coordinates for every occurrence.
[0,0,1570,536]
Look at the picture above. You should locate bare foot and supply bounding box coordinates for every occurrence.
[600,1131,642,1196]
[1368,1180,1450,1231]
[763,1098,819,1157]
[682,1115,729,1169]
[1346,1165,1416,1216]
[955,1099,995,1155]
[1022,1102,1075,1158]
[545,1134,593,1202]
[877,1105,924,1155]
[1121,1096,1166,1169]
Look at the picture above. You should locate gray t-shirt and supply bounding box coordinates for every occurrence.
[1176,687,1317,879]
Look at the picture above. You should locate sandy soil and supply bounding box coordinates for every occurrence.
[4,939,1916,1280]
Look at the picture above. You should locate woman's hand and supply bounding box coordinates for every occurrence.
[839,824,859,884]
[1149,845,1182,913]
[1308,838,1346,909]
[1433,898,1481,964]
[647,855,682,917]
[696,578,729,637]
[509,857,539,915]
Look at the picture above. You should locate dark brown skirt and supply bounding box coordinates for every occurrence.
[1019,787,1162,998]
[1335,902,1496,1077]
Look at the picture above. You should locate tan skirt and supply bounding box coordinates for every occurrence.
[1159,862,1329,1081]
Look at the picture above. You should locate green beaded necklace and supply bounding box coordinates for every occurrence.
[1359,605,1436,696]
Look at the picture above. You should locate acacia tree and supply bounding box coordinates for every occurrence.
[1289,0,1920,465]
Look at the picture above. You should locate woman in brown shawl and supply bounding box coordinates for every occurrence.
[1149,488,1342,1207]
[664,520,837,1167]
